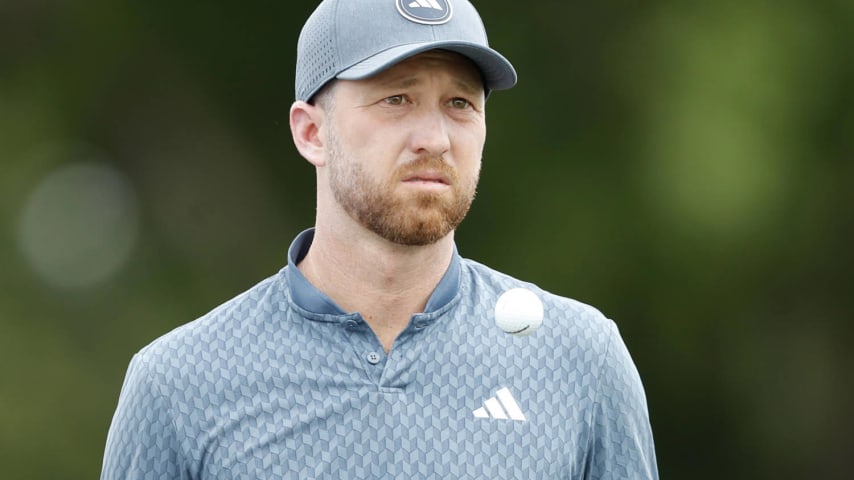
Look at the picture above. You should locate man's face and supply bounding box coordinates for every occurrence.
[321,50,487,246]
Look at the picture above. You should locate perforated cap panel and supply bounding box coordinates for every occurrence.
[295,0,338,102]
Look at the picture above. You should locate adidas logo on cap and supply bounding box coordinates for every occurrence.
[397,0,453,25]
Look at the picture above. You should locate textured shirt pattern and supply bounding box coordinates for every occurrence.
[101,229,657,479]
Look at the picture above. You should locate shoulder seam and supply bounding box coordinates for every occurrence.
[136,353,191,470]
[582,318,618,475]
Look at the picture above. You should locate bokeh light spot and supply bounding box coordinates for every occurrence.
[17,160,140,290]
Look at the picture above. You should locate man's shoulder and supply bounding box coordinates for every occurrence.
[460,257,608,319]
[133,270,287,369]
[457,257,630,394]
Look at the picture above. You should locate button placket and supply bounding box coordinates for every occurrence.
[340,316,387,385]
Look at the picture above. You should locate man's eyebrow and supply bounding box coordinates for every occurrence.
[453,77,483,96]
[371,75,483,96]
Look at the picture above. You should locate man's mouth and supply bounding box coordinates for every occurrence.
[402,171,450,185]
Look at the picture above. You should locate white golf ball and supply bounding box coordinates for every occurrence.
[494,288,544,336]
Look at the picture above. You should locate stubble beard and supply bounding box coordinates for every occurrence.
[326,127,479,246]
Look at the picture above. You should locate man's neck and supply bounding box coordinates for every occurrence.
[297,223,455,352]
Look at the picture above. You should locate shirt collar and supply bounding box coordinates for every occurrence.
[286,228,462,318]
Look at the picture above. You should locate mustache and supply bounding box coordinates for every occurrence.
[394,156,456,179]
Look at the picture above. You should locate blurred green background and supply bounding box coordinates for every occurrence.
[1,0,852,478]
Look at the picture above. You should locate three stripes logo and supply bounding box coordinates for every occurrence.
[472,387,527,421]
[396,0,453,25]
[407,0,444,9]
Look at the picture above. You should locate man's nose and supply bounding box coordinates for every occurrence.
[406,107,451,158]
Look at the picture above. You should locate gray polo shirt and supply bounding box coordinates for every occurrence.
[101,228,657,479]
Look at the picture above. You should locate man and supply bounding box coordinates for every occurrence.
[101,0,658,478]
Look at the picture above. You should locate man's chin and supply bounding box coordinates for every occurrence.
[369,210,456,246]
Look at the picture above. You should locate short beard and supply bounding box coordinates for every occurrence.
[326,130,478,246]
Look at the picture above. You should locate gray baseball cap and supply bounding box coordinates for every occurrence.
[295,0,517,102]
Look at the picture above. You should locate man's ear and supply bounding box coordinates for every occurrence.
[290,101,327,167]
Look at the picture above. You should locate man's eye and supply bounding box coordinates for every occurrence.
[450,98,471,109]
[384,95,406,105]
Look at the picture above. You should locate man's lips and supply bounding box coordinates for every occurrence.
[402,171,450,185]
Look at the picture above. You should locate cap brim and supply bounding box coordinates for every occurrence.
[336,41,517,92]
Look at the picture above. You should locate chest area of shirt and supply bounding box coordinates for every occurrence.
[179,311,593,478]
[190,384,583,479]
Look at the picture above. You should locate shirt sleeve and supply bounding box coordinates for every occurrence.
[101,353,189,480]
[585,320,659,480]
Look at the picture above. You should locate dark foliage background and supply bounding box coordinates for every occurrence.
[1,1,852,478]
